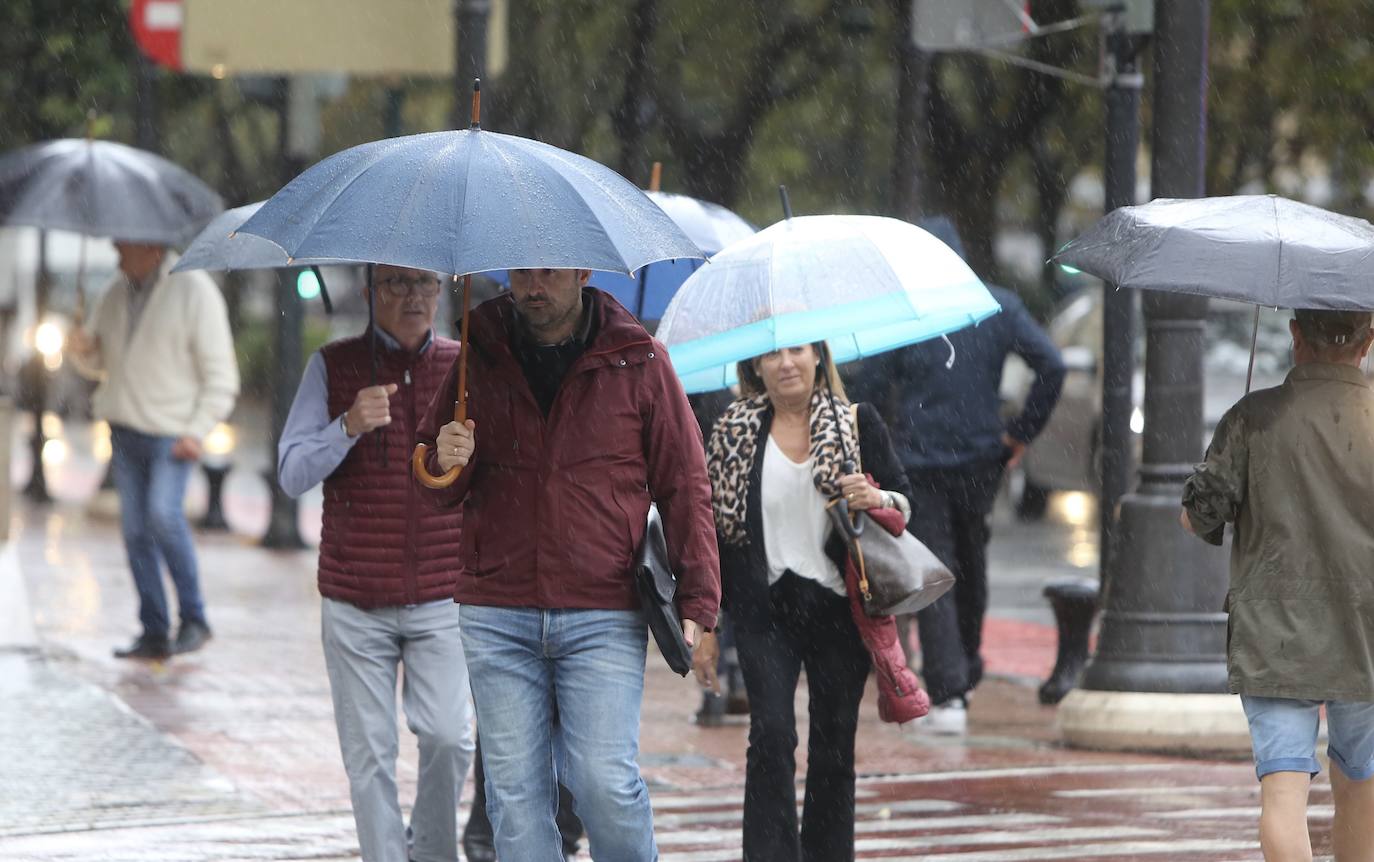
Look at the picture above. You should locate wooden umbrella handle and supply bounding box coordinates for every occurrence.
[411,401,465,489]
[412,274,472,489]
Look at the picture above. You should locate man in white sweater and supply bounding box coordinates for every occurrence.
[68,242,240,659]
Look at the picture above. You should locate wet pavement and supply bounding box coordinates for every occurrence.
[0,416,1337,859]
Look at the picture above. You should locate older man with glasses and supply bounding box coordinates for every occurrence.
[278,264,476,862]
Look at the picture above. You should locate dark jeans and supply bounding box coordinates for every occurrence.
[905,460,1005,705]
[462,733,584,857]
[735,573,871,862]
[110,425,205,639]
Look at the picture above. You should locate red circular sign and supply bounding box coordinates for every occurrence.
[129,0,183,71]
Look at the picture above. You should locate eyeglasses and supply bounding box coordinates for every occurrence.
[376,274,442,299]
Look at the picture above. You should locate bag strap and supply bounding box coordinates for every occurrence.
[849,402,862,474]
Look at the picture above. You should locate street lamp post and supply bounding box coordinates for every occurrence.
[261,266,307,550]
[1059,0,1245,753]
[1081,0,1229,694]
[1097,16,1144,583]
[23,230,51,504]
[261,78,308,550]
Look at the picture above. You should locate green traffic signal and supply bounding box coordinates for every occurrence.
[296,268,321,300]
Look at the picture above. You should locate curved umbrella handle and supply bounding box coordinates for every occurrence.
[412,273,473,491]
[413,398,466,488]
[412,440,461,489]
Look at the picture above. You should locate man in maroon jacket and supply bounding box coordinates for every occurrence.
[279,265,475,862]
[416,267,720,862]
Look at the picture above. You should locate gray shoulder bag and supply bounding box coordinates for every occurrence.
[826,403,955,617]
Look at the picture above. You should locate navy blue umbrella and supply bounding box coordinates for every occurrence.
[0,139,223,246]
[483,190,755,320]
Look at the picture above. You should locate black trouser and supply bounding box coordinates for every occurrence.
[905,459,1005,705]
[462,733,584,856]
[735,572,871,862]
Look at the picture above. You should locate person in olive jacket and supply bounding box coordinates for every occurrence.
[1182,308,1374,862]
[416,268,720,862]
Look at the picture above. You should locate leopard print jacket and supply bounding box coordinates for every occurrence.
[707,389,858,546]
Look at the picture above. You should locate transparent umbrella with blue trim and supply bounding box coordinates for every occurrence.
[655,214,1003,393]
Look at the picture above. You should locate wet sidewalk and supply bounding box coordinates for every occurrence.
[0,421,1316,860]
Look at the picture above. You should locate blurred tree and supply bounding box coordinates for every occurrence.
[0,0,135,148]
[921,0,1094,279]
[1206,0,1374,213]
[650,1,848,207]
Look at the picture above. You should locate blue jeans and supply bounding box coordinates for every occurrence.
[110,425,204,638]
[1242,695,1374,781]
[459,605,656,862]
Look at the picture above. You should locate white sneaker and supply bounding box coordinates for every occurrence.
[917,699,968,736]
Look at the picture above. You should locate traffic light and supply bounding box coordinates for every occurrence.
[296,268,321,300]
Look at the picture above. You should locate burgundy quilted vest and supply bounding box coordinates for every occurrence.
[317,332,462,608]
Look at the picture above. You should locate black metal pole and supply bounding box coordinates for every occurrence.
[1081,0,1228,693]
[1097,24,1143,580]
[261,80,307,549]
[889,0,931,222]
[135,53,159,154]
[384,86,404,139]
[261,267,306,549]
[453,0,491,129]
[23,231,51,503]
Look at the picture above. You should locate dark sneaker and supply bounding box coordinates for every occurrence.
[461,839,496,862]
[173,620,213,655]
[113,634,171,660]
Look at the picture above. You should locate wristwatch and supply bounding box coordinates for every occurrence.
[339,412,353,437]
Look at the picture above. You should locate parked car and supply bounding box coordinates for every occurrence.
[1001,289,1291,518]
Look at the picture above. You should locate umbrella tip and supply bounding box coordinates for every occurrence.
[287,255,295,264]
[470,78,482,130]
[778,185,794,220]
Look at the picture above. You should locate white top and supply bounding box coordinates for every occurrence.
[760,435,844,596]
[75,255,240,439]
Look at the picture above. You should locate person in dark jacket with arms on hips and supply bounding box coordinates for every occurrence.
[849,220,1065,734]
[696,341,929,862]
[1182,308,1374,862]
[416,267,720,862]
[277,265,475,862]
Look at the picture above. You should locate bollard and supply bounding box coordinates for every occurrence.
[1039,577,1100,705]
[198,463,230,531]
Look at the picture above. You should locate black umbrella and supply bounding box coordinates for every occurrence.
[0,138,223,246]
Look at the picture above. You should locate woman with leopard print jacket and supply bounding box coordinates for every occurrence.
[692,340,916,862]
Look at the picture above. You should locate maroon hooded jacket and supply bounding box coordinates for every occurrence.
[415,289,720,629]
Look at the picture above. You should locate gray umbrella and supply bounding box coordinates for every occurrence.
[1054,194,1374,310]
[174,201,335,312]
[1056,194,1374,390]
[0,138,223,246]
